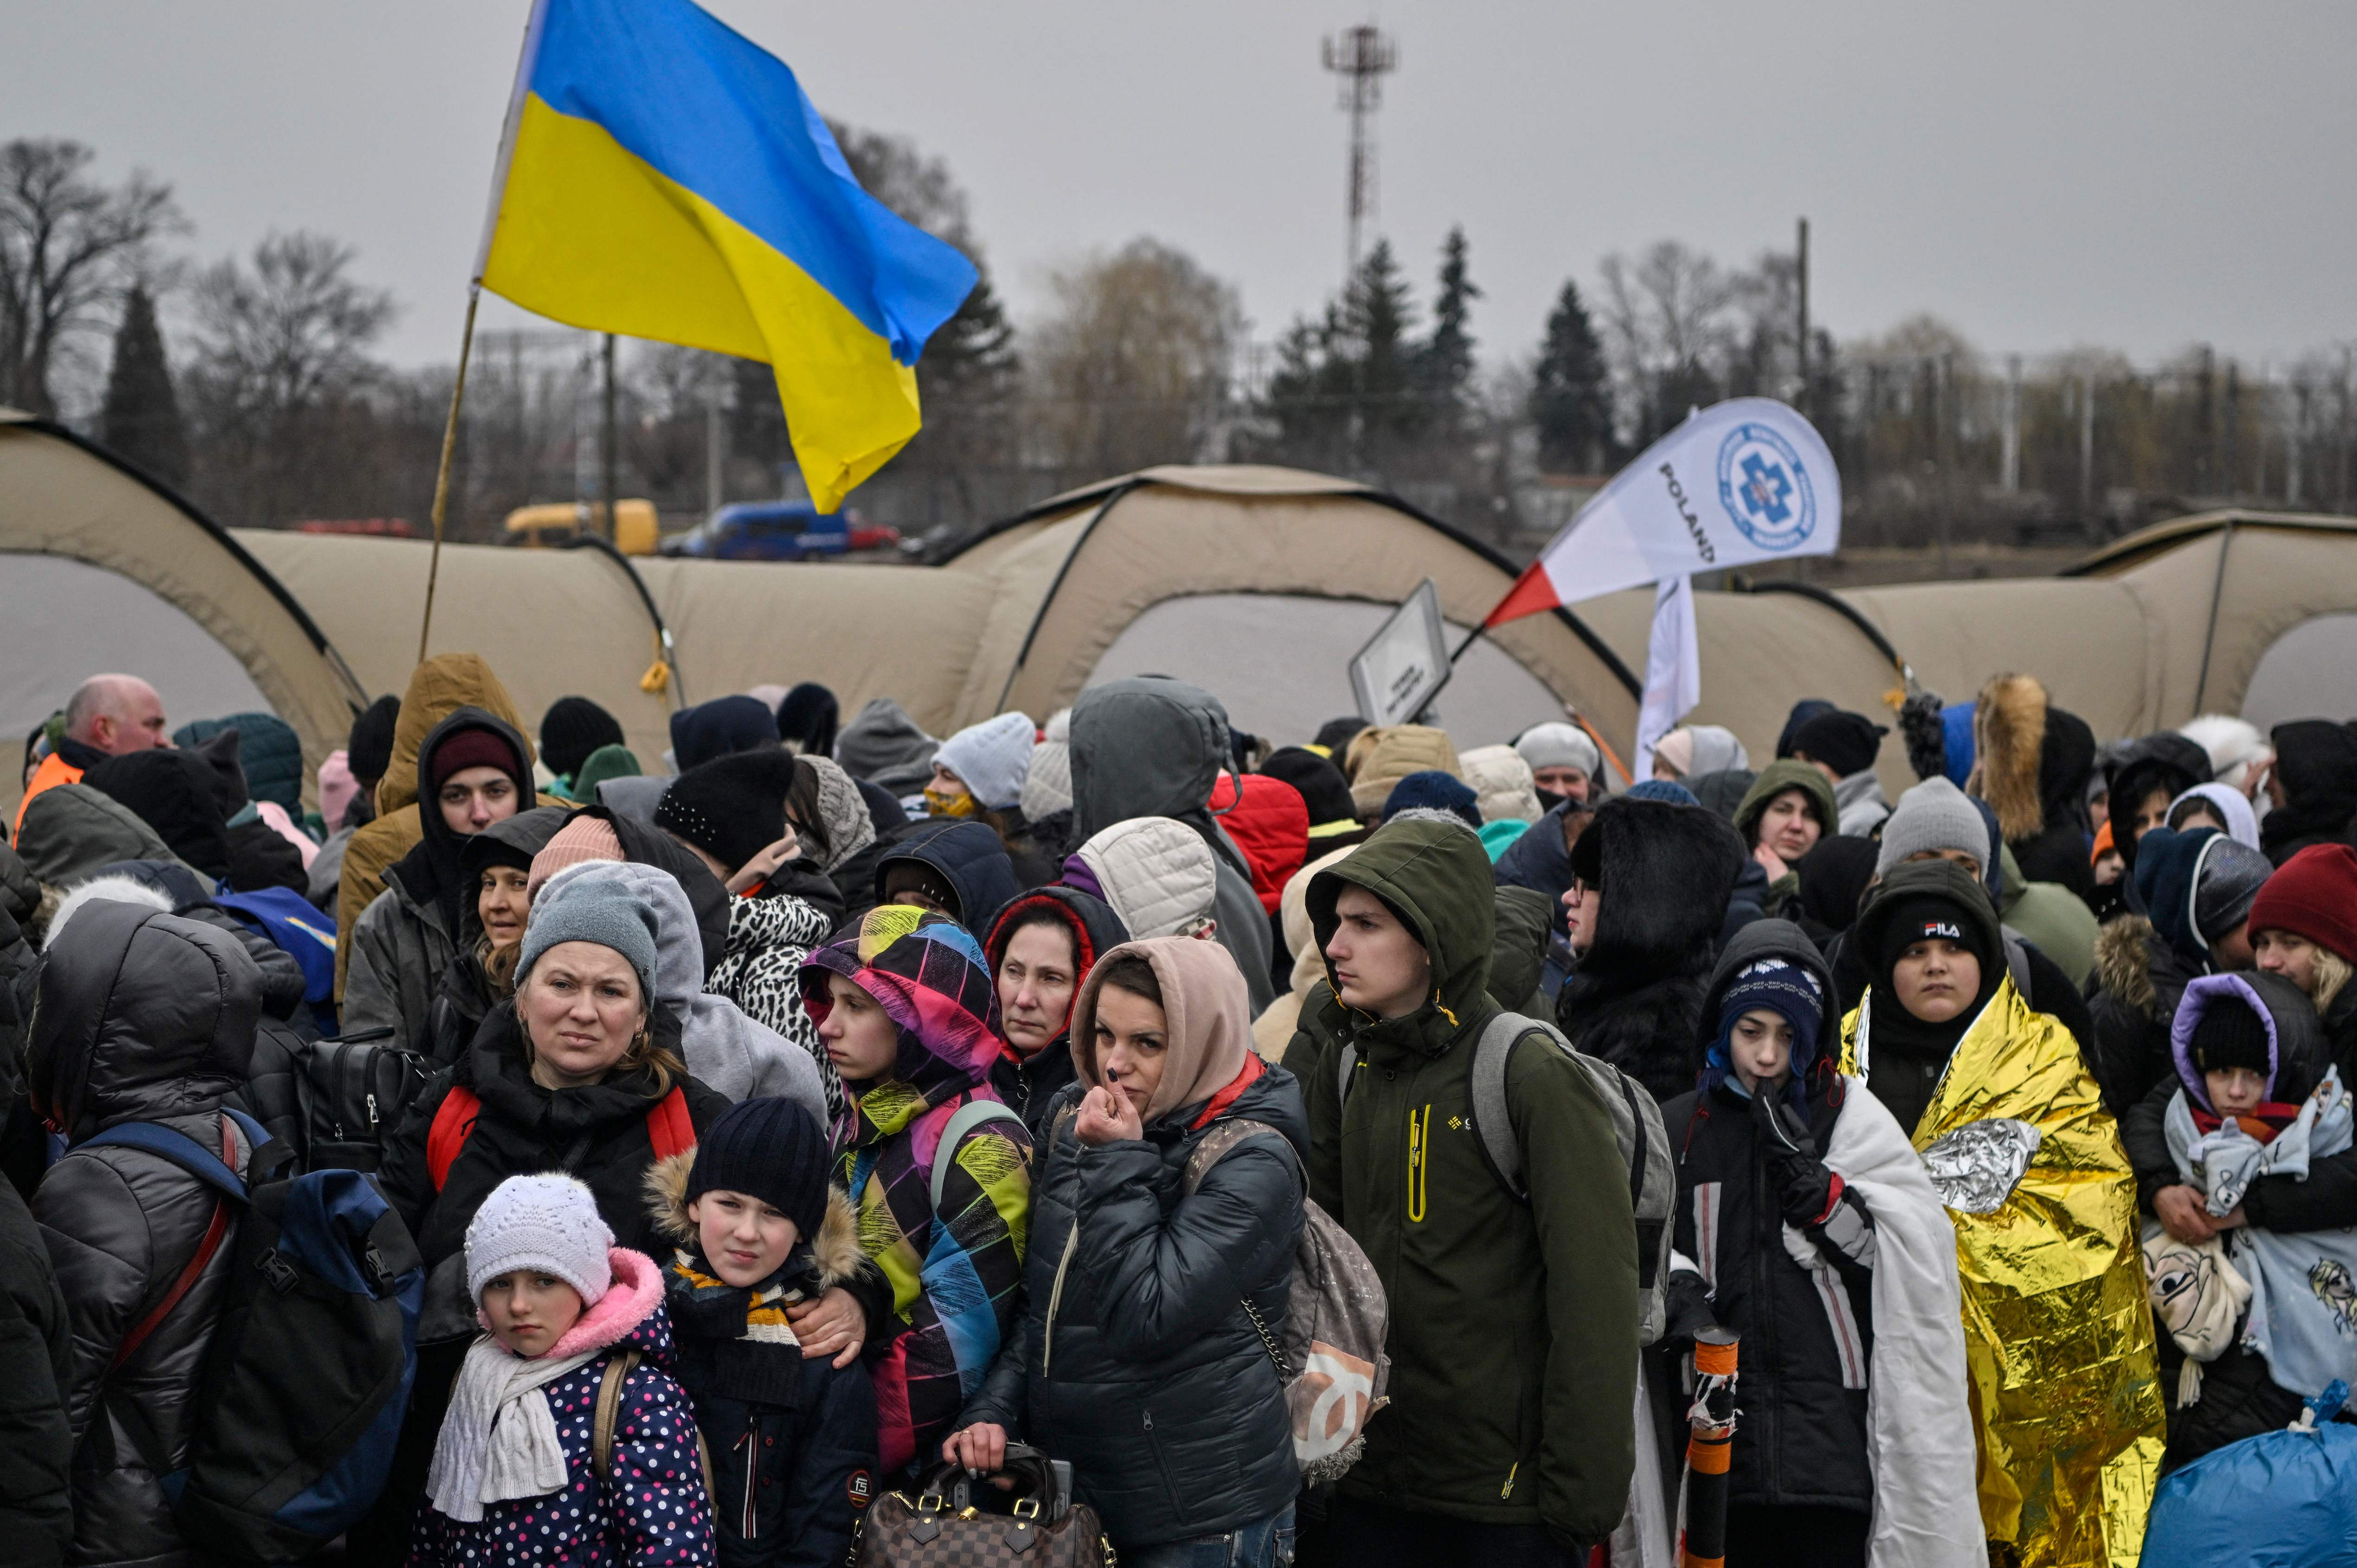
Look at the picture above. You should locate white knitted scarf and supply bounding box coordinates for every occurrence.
[425,1334,604,1523]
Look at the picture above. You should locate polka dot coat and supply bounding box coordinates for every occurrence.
[408,1308,716,1568]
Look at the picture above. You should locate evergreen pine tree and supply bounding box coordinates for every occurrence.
[100,283,189,486]
[1417,225,1480,414]
[1349,238,1418,442]
[1529,278,1616,473]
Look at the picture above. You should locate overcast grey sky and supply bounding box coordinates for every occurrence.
[7,1,2351,376]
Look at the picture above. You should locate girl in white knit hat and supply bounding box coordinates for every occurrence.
[409,1171,715,1565]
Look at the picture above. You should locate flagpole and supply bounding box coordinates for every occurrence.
[417,282,483,666]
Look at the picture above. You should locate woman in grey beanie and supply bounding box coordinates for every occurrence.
[368,868,735,1564]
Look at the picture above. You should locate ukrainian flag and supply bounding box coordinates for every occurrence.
[476,0,977,511]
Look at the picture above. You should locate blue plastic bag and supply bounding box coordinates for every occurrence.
[2141,1383,2357,1567]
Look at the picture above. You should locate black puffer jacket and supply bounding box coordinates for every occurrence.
[1554,796,1747,1104]
[0,1004,71,1568]
[378,1004,732,1343]
[1661,923,1875,1517]
[2084,915,2199,1120]
[960,1066,1306,1551]
[28,902,265,1568]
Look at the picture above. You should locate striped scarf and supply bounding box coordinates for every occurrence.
[665,1251,809,1408]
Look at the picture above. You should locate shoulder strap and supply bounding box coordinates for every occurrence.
[644,1087,695,1162]
[929,1097,1027,1215]
[591,1349,640,1480]
[427,1086,482,1193]
[1180,1117,1294,1198]
[96,1114,242,1369]
[2003,934,2032,998]
[1471,1012,1540,1202]
[82,1119,249,1203]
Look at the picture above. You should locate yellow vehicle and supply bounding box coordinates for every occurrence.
[503,499,658,556]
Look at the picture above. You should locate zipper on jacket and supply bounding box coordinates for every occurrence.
[1501,1460,1518,1499]
[1407,1104,1431,1223]
[1041,1224,1080,1377]
[735,1431,757,1538]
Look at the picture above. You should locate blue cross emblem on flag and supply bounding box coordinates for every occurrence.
[1739,453,1793,525]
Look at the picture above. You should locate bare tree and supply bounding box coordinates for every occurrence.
[0,139,182,416]
[185,230,397,524]
[1027,237,1241,482]
[1598,240,1739,443]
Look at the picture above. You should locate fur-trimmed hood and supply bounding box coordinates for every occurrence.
[642,1148,865,1291]
[2093,915,2158,1018]
[1974,673,2049,843]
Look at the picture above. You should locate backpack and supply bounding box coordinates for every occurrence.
[426,1083,696,1190]
[1339,1009,1677,1346]
[929,1096,1028,1214]
[81,1109,425,1562]
[295,1026,435,1174]
[1181,1119,1391,1485]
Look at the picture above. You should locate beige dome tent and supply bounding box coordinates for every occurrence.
[9,410,2357,819]
[0,410,369,810]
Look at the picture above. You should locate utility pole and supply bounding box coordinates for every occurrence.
[2001,355,2021,493]
[705,387,726,519]
[1322,23,1397,288]
[2079,370,2097,524]
[600,333,619,541]
[1794,217,1810,418]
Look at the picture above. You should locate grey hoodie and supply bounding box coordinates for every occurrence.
[533,861,824,1123]
[1069,678,1275,1011]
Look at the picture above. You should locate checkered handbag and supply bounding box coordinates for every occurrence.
[854,1443,1114,1567]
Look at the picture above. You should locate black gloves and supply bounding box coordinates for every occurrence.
[1664,1267,1717,1344]
[1751,1087,1837,1228]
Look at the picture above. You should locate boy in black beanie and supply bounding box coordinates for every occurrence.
[649,1098,879,1566]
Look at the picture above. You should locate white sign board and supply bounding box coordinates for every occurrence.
[1349,579,1452,729]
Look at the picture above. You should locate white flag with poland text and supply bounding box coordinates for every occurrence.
[1485,398,1840,625]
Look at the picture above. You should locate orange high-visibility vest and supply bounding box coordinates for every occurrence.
[13,751,83,835]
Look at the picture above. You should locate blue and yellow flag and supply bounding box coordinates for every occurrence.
[476,0,977,510]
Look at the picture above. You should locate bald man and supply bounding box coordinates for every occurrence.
[15,674,170,832]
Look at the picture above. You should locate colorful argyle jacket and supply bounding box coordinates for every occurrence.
[801,907,1034,1474]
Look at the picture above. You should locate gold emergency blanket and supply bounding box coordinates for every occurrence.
[1843,980,2165,1568]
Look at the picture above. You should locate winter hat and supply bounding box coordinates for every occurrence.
[1261,746,1357,832]
[1713,956,1827,1100]
[804,755,877,875]
[83,749,232,879]
[429,726,527,796]
[2248,843,2357,965]
[1313,716,1369,755]
[2168,782,2260,850]
[881,858,960,918]
[2190,837,2272,948]
[1938,702,1977,789]
[1863,887,1999,979]
[2180,714,2273,794]
[669,695,780,773]
[683,1097,831,1247]
[317,749,358,830]
[1382,770,1481,831]
[2091,820,2116,864]
[774,682,840,757]
[2188,992,2273,1081]
[1458,745,1543,824]
[1073,817,1219,940]
[1020,709,1075,822]
[540,697,625,782]
[1877,777,1992,880]
[655,747,798,876]
[1789,710,1888,779]
[517,869,661,999]
[347,693,402,785]
[1625,779,1700,807]
[465,1173,615,1306]
[933,712,1036,811]
[1776,699,1838,759]
[1514,722,1601,779]
[526,813,624,901]
[570,744,642,804]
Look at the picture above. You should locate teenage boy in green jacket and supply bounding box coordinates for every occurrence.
[1285,814,1638,1564]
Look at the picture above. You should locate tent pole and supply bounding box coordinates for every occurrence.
[417,283,483,667]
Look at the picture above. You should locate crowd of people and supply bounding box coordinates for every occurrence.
[5,655,2357,1568]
